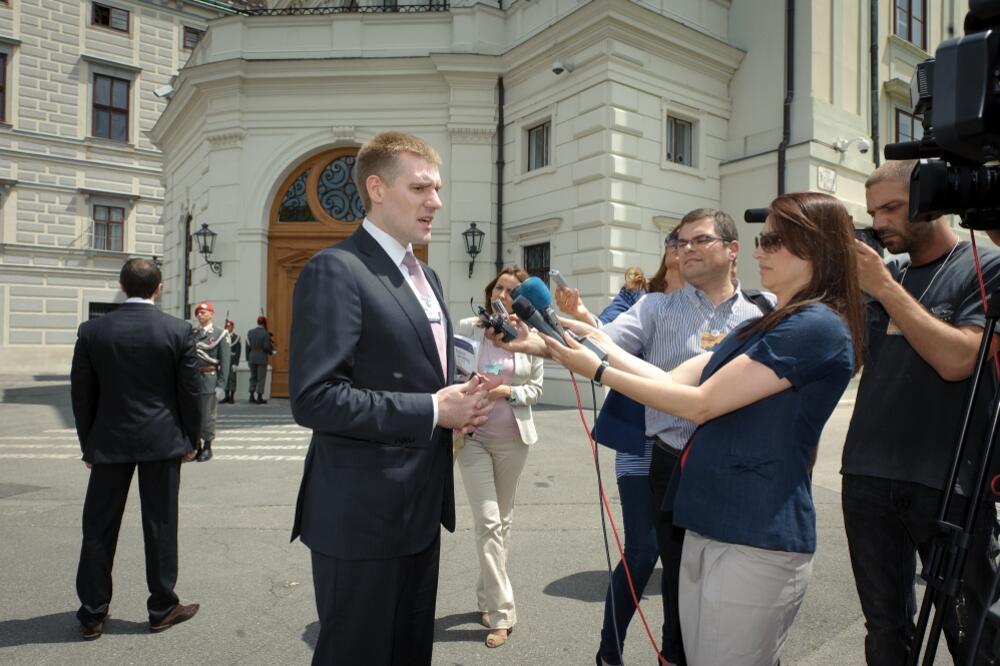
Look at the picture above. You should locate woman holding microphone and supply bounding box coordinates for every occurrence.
[501,192,863,665]
[455,265,544,649]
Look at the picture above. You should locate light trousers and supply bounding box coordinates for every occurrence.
[457,434,529,629]
[678,531,813,666]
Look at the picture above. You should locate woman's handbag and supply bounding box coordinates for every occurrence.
[591,389,646,456]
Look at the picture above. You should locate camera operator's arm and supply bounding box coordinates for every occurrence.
[856,241,989,381]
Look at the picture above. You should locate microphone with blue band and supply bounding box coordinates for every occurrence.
[511,277,608,362]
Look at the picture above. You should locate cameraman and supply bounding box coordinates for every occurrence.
[843,159,1000,664]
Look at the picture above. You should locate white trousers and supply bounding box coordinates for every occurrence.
[679,531,813,666]
[457,434,529,629]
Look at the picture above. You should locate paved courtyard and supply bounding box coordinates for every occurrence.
[0,373,954,665]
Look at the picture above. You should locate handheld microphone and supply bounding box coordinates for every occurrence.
[511,294,608,362]
[517,276,568,336]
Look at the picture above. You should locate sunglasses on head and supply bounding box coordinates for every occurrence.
[754,232,784,253]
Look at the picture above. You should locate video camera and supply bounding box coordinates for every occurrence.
[885,0,1000,229]
[476,298,519,343]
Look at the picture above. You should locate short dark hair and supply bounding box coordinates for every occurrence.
[678,208,738,242]
[119,258,161,299]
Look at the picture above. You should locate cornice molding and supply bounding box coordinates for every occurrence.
[205,129,246,149]
[330,125,357,143]
[448,125,495,144]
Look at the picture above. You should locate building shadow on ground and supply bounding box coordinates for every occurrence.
[0,612,148,647]
[300,612,488,649]
[1,379,74,429]
[543,569,662,603]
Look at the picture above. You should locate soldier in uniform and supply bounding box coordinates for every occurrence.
[245,315,273,404]
[192,302,230,461]
[221,319,241,404]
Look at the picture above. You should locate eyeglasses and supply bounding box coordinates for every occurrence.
[754,232,784,253]
[668,234,729,251]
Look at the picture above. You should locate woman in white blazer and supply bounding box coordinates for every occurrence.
[455,265,544,649]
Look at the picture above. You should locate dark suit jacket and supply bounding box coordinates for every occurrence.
[70,302,203,464]
[289,226,456,560]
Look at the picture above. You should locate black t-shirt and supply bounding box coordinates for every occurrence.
[842,240,1000,493]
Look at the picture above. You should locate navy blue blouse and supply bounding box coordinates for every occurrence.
[672,303,854,553]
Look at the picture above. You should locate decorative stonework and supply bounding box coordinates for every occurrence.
[448,125,495,145]
[330,126,357,143]
[205,129,246,149]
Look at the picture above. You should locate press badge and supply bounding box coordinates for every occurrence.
[700,330,725,350]
[484,360,503,376]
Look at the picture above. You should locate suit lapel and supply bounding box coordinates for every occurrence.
[354,227,446,385]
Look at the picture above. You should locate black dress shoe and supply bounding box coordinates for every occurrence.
[150,602,199,632]
[195,443,213,462]
[80,621,103,641]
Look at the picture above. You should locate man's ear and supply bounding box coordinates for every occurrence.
[728,239,740,263]
[366,174,383,206]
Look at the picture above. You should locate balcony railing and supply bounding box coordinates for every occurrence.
[239,2,449,15]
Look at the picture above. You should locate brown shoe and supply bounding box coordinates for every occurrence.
[149,602,199,632]
[80,621,103,641]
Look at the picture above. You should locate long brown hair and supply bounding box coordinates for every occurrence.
[739,192,865,372]
[484,265,529,314]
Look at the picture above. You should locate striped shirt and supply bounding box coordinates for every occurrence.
[605,282,772,474]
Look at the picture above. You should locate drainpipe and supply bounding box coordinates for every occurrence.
[495,77,505,273]
[777,0,794,194]
[870,0,880,166]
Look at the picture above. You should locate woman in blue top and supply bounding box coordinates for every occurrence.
[542,192,865,665]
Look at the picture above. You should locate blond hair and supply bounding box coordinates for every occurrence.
[624,266,646,291]
[865,159,916,189]
[354,132,441,211]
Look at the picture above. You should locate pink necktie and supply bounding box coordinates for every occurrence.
[402,252,448,380]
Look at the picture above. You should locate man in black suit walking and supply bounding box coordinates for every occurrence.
[290,131,493,665]
[71,258,203,640]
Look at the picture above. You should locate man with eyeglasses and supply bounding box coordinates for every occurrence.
[558,207,773,666]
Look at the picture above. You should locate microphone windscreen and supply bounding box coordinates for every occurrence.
[518,276,553,310]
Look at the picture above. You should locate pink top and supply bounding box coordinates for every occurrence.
[474,340,520,439]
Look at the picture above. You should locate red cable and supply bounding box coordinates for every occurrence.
[567,371,670,666]
[966,231,1000,496]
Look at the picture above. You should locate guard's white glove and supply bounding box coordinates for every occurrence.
[215,387,225,401]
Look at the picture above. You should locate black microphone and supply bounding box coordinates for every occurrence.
[517,277,570,337]
[511,295,608,362]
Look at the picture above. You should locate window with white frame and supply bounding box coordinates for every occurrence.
[92,2,129,33]
[92,73,129,142]
[0,52,6,124]
[93,204,124,251]
[526,121,550,172]
[666,115,693,166]
[895,108,924,143]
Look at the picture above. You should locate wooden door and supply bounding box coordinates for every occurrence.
[266,148,427,398]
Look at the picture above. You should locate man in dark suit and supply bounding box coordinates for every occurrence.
[290,131,492,665]
[71,258,202,640]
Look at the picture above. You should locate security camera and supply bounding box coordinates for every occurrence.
[551,60,574,75]
[856,137,872,154]
[154,85,174,99]
[833,136,872,155]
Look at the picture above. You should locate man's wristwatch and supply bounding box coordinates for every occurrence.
[593,360,610,385]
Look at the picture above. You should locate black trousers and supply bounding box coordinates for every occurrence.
[76,459,182,626]
[650,443,687,666]
[310,533,441,666]
[842,474,1000,665]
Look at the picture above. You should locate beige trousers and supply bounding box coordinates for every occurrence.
[679,531,813,666]
[457,434,530,630]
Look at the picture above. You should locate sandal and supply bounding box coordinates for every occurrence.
[480,612,490,628]
[485,625,513,648]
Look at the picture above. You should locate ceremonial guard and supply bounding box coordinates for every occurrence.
[221,319,241,404]
[245,316,273,405]
[192,302,230,461]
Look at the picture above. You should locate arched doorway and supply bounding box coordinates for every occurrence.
[266,147,427,397]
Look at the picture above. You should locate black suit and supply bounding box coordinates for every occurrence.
[290,226,455,665]
[71,302,202,627]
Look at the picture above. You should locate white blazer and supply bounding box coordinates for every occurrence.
[455,317,544,445]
